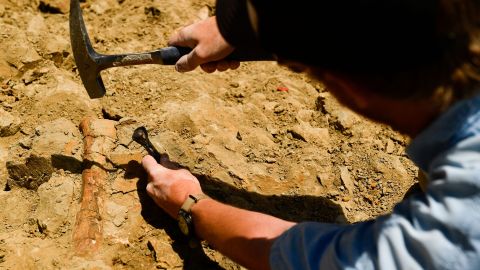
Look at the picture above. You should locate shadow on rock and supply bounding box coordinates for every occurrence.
[135,154,345,269]
[136,175,223,270]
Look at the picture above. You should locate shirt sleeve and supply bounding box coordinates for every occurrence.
[270,135,480,270]
[215,0,258,49]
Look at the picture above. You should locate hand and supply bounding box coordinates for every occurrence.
[168,16,240,73]
[142,155,203,218]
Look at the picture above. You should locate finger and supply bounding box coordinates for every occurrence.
[200,62,217,73]
[146,182,155,196]
[229,60,241,70]
[175,48,203,72]
[216,60,231,72]
[142,155,167,179]
[168,25,197,48]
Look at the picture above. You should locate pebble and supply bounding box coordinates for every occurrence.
[0,108,21,137]
[274,104,286,114]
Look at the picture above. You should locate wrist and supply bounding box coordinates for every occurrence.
[177,194,211,239]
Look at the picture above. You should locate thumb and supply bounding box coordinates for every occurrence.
[175,48,203,72]
[168,27,196,48]
[142,155,167,177]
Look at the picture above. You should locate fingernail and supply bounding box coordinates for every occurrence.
[175,64,186,73]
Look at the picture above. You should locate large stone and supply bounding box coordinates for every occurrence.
[0,24,41,69]
[339,166,354,196]
[36,176,74,234]
[6,118,83,189]
[35,70,90,99]
[288,122,330,146]
[0,108,21,137]
[7,155,54,190]
[334,109,359,132]
[147,239,182,268]
[115,118,138,147]
[32,118,83,173]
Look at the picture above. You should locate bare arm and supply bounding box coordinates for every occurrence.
[142,156,295,270]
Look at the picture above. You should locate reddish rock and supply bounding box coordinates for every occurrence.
[80,118,117,139]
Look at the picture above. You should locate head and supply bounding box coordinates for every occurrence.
[249,0,480,134]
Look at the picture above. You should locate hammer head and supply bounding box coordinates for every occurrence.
[70,0,106,98]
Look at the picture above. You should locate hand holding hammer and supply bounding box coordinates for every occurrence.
[70,0,272,98]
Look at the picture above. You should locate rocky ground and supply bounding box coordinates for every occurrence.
[0,0,418,269]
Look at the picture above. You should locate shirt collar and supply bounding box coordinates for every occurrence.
[407,94,480,171]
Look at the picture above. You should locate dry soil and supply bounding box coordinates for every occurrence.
[0,0,418,269]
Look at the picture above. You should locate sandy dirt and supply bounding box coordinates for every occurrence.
[0,0,418,269]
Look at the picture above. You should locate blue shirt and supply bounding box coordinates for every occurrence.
[270,94,480,269]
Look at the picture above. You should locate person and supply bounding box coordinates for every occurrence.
[142,0,480,269]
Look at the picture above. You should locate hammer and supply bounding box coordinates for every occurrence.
[69,0,273,98]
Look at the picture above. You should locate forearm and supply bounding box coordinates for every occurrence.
[191,198,296,270]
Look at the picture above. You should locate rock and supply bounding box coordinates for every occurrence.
[288,122,329,146]
[165,112,198,136]
[144,6,161,17]
[0,24,41,69]
[147,239,182,268]
[36,176,74,233]
[102,106,123,121]
[296,110,314,123]
[350,211,371,223]
[0,146,8,188]
[105,201,128,227]
[339,166,354,195]
[53,72,88,97]
[88,136,116,157]
[42,35,69,56]
[115,118,137,146]
[31,118,83,173]
[0,4,5,17]
[334,109,359,132]
[0,60,16,81]
[90,0,119,15]
[112,175,137,194]
[108,146,143,175]
[109,150,142,168]
[273,104,286,114]
[7,155,54,190]
[316,172,332,187]
[39,0,69,14]
[385,139,395,154]
[81,118,117,139]
[27,15,46,36]
[0,108,21,137]
[196,6,211,21]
